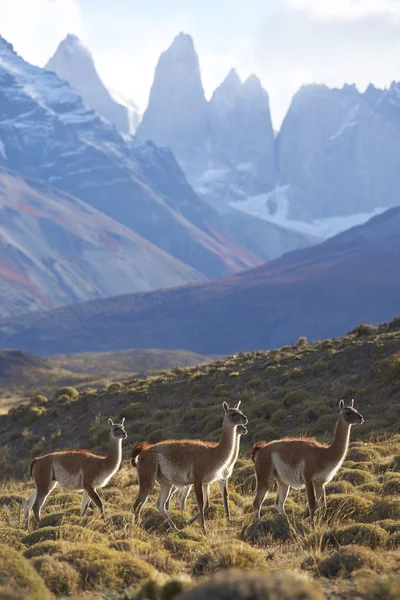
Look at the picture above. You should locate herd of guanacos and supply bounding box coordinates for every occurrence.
[23,399,364,531]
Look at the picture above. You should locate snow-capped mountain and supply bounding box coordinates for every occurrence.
[0,35,258,281]
[0,167,204,318]
[45,34,133,135]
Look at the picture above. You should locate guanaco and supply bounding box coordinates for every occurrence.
[164,422,248,521]
[252,400,363,523]
[131,401,248,531]
[24,418,127,529]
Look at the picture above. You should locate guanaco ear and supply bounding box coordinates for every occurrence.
[120,417,125,426]
[223,401,229,413]
[339,400,344,411]
[349,399,354,408]
[233,401,241,409]
[108,418,114,427]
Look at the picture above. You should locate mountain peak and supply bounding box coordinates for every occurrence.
[0,35,15,56]
[223,68,242,88]
[46,36,130,134]
[136,32,208,169]
[50,34,92,62]
[171,32,194,49]
[244,74,261,88]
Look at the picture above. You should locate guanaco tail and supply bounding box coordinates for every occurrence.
[165,421,248,520]
[252,400,363,523]
[131,401,248,531]
[24,418,127,530]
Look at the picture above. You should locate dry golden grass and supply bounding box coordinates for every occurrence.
[1,323,400,597]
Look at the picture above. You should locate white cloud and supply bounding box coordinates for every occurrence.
[0,0,86,65]
[288,0,400,21]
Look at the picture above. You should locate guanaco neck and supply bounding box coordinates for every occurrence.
[104,434,123,470]
[230,431,243,466]
[326,415,351,465]
[213,419,237,466]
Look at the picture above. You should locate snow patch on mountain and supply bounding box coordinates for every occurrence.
[230,186,387,239]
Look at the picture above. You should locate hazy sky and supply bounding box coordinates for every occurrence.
[2,0,400,127]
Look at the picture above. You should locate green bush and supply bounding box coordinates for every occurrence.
[350,323,376,337]
[22,525,107,547]
[60,544,154,591]
[324,494,373,522]
[54,387,78,400]
[241,513,297,544]
[32,395,48,406]
[32,556,79,596]
[179,569,326,600]
[323,524,388,549]
[362,499,400,522]
[283,390,308,407]
[0,544,53,600]
[27,406,46,424]
[339,468,375,486]
[24,541,67,559]
[318,545,383,578]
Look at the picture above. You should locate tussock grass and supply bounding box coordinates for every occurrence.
[2,329,400,597]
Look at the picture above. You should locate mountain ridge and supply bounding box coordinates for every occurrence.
[0,205,398,356]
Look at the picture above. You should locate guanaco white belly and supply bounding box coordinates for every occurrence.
[272,453,306,489]
[158,456,231,486]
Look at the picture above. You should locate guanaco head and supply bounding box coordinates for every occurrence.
[339,399,364,425]
[223,401,248,428]
[108,417,128,439]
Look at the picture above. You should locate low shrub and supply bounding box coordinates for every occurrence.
[362,499,400,522]
[24,541,68,559]
[0,527,26,550]
[324,493,373,521]
[241,513,297,544]
[318,545,383,578]
[338,468,375,486]
[179,569,326,600]
[32,556,79,596]
[54,387,79,400]
[323,524,388,549]
[0,544,53,600]
[355,574,400,600]
[164,535,207,562]
[22,525,107,547]
[193,541,265,576]
[60,544,154,591]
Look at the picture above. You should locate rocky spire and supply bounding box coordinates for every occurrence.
[46,34,130,134]
[136,33,208,171]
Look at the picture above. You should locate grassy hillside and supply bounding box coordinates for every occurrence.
[50,349,218,377]
[0,348,215,414]
[1,319,400,598]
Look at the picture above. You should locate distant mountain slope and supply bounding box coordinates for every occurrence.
[0,167,204,317]
[0,35,258,279]
[45,34,132,135]
[1,207,399,356]
[0,347,216,413]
